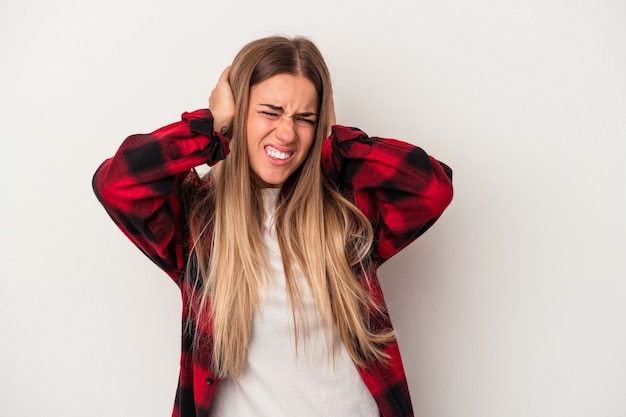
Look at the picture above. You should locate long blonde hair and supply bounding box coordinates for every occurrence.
[188,36,394,378]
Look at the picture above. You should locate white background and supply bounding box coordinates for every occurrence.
[1,0,625,416]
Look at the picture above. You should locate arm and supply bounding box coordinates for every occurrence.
[92,109,230,281]
[321,125,453,264]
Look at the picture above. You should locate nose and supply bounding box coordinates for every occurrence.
[274,116,296,144]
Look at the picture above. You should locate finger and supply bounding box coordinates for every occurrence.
[219,65,232,84]
[327,88,336,136]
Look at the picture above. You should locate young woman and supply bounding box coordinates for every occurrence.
[93,36,453,417]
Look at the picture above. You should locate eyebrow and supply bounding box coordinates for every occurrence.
[259,104,317,118]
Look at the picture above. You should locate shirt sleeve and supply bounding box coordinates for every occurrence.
[92,109,230,281]
[321,125,453,264]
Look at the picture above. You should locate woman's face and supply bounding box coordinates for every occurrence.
[246,73,318,188]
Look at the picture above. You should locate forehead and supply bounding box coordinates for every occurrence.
[249,74,318,110]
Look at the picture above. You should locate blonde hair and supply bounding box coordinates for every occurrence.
[188,36,394,378]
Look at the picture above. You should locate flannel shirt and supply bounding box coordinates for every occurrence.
[93,109,453,417]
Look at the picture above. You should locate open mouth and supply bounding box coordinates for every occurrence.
[265,145,294,161]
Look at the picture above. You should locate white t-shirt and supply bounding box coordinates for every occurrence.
[209,188,379,417]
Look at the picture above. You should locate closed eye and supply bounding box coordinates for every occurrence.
[295,116,317,125]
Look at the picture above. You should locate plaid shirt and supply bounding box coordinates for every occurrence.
[93,109,453,417]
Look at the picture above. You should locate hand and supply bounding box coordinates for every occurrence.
[209,66,235,136]
[327,87,336,137]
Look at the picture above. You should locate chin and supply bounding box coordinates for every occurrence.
[265,180,286,188]
[257,175,286,188]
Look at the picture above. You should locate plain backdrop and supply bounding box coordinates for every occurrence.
[1,1,624,416]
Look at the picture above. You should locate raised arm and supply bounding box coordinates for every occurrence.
[321,125,453,264]
[92,109,230,280]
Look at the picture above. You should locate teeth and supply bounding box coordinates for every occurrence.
[266,146,292,160]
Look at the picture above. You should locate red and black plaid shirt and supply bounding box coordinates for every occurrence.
[93,109,453,417]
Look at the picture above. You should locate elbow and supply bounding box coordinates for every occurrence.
[427,158,454,217]
[92,159,126,215]
[430,178,454,219]
[92,161,108,206]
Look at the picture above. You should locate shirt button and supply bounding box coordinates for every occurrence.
[206,377,214,385]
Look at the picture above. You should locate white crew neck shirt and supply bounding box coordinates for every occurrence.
[208,188,379,417]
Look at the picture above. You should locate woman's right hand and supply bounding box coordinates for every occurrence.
[209,66,235,136]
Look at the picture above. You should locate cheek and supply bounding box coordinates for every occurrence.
[247,117,273,141]
[294,135,316,169]
[301,131,316,155]
[246,118,264,152]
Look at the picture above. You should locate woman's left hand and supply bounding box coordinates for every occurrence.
[327,88,336,137]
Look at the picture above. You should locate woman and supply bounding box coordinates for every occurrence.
[93,36,453,417]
